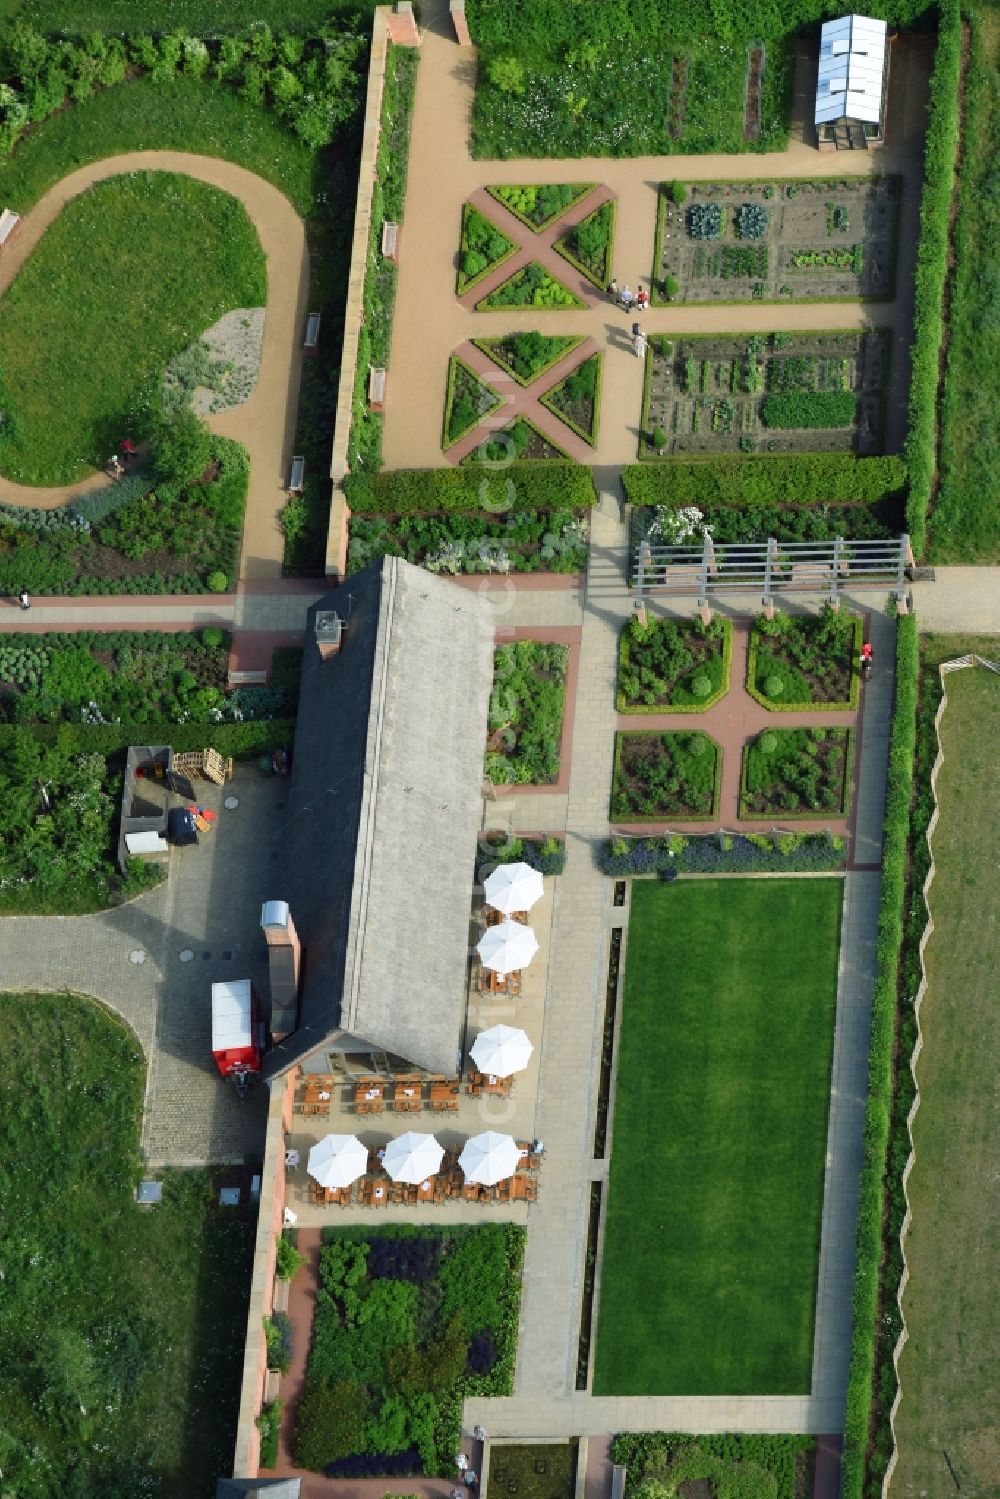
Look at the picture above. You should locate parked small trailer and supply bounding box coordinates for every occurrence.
[211,979,262,1097]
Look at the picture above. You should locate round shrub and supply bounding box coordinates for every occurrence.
[206,571,228,593]
[764,674,785,698]
[652,426,668,451]
[760,731,778,754]
[690,673,711,699]
[687,733,708,756]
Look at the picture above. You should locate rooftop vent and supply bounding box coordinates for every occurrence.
[315,610,343,660]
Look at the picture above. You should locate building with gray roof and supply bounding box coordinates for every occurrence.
[261,556,493,1081]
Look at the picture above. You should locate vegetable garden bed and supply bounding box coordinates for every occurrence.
[540,353,601,445]
[740,727,853,818]
[485,640,567,785]
[612,730,721,821]
[456,203,516,294]
[476,263,585,312]
[653,176,900,306]
[474,332,581,386]
[641,330,888,458]
[293,1225,523,1475]
[747,608,861,710]
[486,182,594,230]
[617,614,731,712]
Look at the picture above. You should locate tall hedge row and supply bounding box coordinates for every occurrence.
[465,0,935,49]
[622,455,907,510]
[841,612,917,1497]
[0,719,294,757]
[343,463,596,514]
[904,0,962,558]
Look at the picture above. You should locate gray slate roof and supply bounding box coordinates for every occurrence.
[263,557,493,1079]
[216,1482,301,1497]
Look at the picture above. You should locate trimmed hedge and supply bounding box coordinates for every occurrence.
[344,464,596,515]
[621,455,906,509]
[0,719,294,757]
[904,0,961,558]
[841,612,917,1498]
[477,832,566,876]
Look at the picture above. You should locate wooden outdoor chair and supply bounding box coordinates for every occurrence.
[461,1183,483,1203]
[493,1179,512,1204]
[509,1174,538,1202]
[516,1141,541,1170]
[309,1180,326,1205]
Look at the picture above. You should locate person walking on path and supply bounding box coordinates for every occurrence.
[608,278,619,305]
[634,330,648,359]
[455,1454,469,1474]
[620,284,634,312]
[635,285,649,312]
[473,1425,488,1443]
[17,589,30,611]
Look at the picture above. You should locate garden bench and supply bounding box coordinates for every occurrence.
[264,1370,281,1403]
[0,208,20,250]
[381,220,400,262]
[303,311,321,353]
[227,668,268,686]
[610,1465,627,1499]
[288,455,305,493]
[368,365,387,411]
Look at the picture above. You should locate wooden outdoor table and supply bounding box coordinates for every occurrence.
[430,1082,460,1110]
[416,1178,435,1202]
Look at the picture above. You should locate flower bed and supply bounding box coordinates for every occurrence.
[747,608,861,710]
[617,614,731,712]
[474,331,581,386]
[610,1431,815,1498]
[740,726,852,818]
[540,353,601,445]
[554,198,615,287]
[293,1225,523,1475]
[486,182,593,230]
[0,629,298,726]
[442,357,502,448]
[347,509,589,576]
[599,829,846,876]
[456,203,516,294]
[476,262,585,311]
[612,730,721,821]
[477,831,565,876]
[461,417,569,463]
[485,640,567,785]
[0,438,247,596]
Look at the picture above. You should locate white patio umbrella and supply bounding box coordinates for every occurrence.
[382,1131,445,1184]
[470,1024,534,1078]
[477,918,539,975]
[307,1133,369,1190]
[483,861,544,916]
[459,1130,524,1187]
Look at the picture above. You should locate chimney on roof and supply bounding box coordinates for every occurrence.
[314,610,344,660]
[261,900,301,1040]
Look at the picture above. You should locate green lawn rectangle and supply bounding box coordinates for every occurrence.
[593,876,842,1395]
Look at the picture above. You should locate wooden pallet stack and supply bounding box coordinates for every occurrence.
[172,748,234,785]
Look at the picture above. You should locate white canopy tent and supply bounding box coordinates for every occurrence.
[483,861,544,916]
[307,1133,369,1190]
[470,1024,534,1078]
[382,1131,445,1183]
[459,1131,524,1186]
[477,919,539,975]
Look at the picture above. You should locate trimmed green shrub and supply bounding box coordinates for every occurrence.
[275,1233,308,1281]
[256,1400,282,1469]
[622,455,906,509]
[905,0,961,558]
[206,570,229,592]
[842,614,916,1499]
[344,464,596,515]
[670,181,686,205]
